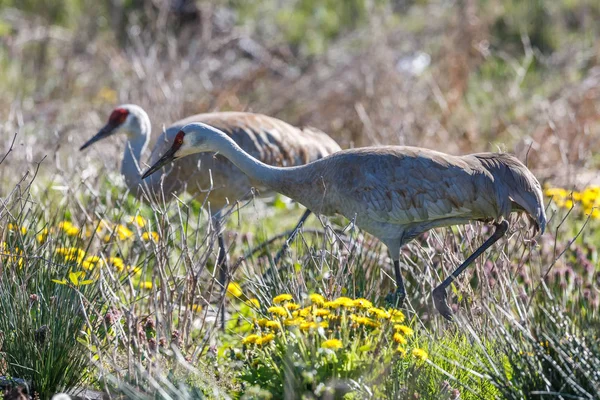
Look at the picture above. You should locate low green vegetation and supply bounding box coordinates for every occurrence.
[1,163,599,398]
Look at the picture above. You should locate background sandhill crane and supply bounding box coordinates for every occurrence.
[79,105,341,296]
[142,123,547,321]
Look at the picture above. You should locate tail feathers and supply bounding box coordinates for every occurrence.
[477,153,547,234]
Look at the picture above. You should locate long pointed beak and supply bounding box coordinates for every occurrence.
[141,146,178,179]
[80,124,116,151]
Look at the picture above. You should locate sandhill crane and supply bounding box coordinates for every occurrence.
[142,123,547,321]
[80,105,341,294]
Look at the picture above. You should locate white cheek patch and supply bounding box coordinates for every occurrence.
[177,143,196,158]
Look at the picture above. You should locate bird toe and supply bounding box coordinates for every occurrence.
[432,287,454,321]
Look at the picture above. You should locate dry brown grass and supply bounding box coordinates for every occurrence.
[0,0,598,191]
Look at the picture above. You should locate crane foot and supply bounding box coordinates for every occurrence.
[385,288,406,309]
[432,287,454,321]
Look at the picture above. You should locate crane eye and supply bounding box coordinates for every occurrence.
[174,131,184,146]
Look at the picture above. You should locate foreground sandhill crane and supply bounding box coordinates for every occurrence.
[80,105,341,291]
[142,123,547,321]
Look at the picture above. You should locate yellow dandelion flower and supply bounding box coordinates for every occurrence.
[544,187,568,199]
[142,231,159,242]
[293,307,312,317]
[55,247,86,262]
[321,339,343,350]
[268,306,288,317]
[394,325,414,336]
[323,301,340,309]
[242,334,260,345]
[333,297,355,307]
[115,225,133,240]
[352,298,373,308]
[368,307,390,319]
[3,247,24,268]
[397,346,407,356]
[58,221,74,230]
[246,298,260,308]
[284,317,304,326]
[81,261,96,270]
[581,188,600,208]
[227,282,243,298]
[36,228,49,243]
[309,293,326,306]
[256,333,275,346]
[318,321,329,328]
[96,86,117,103]
[412,348,428,362]
[300,321,318,331]
[393,332,408,344]
[108,257,125,271]
[140,281,153,290]
[127,215,147,228]
[351,315,380,328]
[85,255,101,264]
[8,223,27,235]
[389,309,405,323]
[315,308,330,317]
[255,318,270,327]
[284,302,300,311]
[273,294,293,304]
[191,304,203,312]
[65,226,80,236]
[266,320,282,330]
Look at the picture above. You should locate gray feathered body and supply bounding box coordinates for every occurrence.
[270,147,546,258]
[147,112,341,209]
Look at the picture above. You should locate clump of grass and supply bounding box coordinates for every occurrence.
[461,298,600,399]
[226,292,420,398]
[0,185,110,397]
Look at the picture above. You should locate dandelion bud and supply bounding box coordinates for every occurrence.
[171,329,182,347]
[104,312,116,325]
[145,319,156,331]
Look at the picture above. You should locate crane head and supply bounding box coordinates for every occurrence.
[141,130,185,179]
[80,108,130,151]
[141,123,225,179]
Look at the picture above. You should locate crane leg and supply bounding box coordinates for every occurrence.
[385,260,407,308]
[273,208,312,265]
[217,233,228,330]
[432,220,509,321]
[211,210,229,331]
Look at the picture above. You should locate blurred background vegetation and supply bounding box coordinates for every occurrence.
[0,0,599,189]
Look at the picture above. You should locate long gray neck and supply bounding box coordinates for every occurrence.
[121,134,149,191]
[120,110,151,193]
[202,129,320,206]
